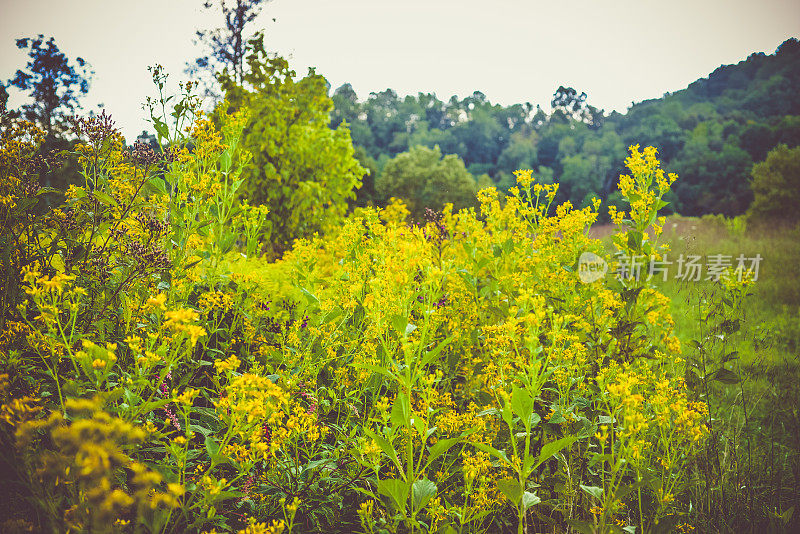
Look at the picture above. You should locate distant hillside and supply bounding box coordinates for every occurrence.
[332,38,800,218]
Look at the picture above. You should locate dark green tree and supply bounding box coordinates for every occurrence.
[7,35,92,141]
[376,145,477,220]
[748,144,800,223]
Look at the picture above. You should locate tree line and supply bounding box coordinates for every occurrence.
[333,38,800,219]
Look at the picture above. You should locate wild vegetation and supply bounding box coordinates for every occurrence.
[333,39,800,219]
[1,8,799,534]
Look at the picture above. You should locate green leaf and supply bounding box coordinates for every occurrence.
[712,367,741,384]
[473,443,510,465]
[144,176,168,196]
[220,149,232,173]
[522,491,541,511]
[377,478,407,512]
[500,398,513,428]
[189,425,213,437]
[589,453,613,468]
[36,186,59,196]
[722,351,740,363]
[580,484,603,500]
[354,362,396,382]
[566,519,596,534]
[510,386,533,428]
[391,314,408,336]
[719,319,740,335]
[364,429,403,473]
[420,336,454,368]
[412,414,426,439]
[50,254,65,272]
[496,478,522,505]
[627,230,643,251]
[412,478,437,511]
[93,190,118,207]
[299,287,319,307]
[391,392,410,429]
[533,436,577,471]
[425,436,462,470]
[153,118,169,140]
[138,398,170,414]
[204,435,220,460]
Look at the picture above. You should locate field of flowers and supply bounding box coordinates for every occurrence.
[0,89,784,534]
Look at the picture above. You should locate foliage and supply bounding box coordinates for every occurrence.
[747,143,800,224]
[331,38,800,218]
[189,0,272,95]
[222,36,365,256]
[376,145,478,221]
[3,44,798,531]
[5,35,92,140]
[1,108,735,533]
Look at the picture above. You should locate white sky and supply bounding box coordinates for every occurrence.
[2,0,799,140]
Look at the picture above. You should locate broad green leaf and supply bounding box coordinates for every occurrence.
[712,367,741,384]
[204,435,220,460]
[354,362,397,382]
[93,190,118,207]
[496,478,522,505]
[511,386,533,428]
[501,399,513,428]
[377,478,407,512]
[153,118,169,140]
[189,424,213,437]
[580,484,603,500]
[533,436,577,471]
[145,176,168,196]
[364,429,403,473]
[589,453,613,468]
[420,336,454,368]
[567,519,596,534]
[412,478,437,511]
[473,442,510,465]
[722,351,740,363]
[391,315,408,336]
[220,149,232,173]
[424,436,462,470]
[412,415,426,440]
[300,287,319,306]
[391,391,411,429]
[522,491,541,511]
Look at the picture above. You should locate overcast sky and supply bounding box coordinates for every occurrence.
[2,0,799,140]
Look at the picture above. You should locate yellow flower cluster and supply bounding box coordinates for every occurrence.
[236,519,286,534]
[215,354,242,375]
[163,307,207,346]
[216,373,287,434]
[198,290,234,312]
[9,397,180,530]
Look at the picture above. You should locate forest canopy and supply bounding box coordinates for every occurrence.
[333,38,800,219]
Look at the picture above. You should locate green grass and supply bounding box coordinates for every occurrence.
[596,214,800,530]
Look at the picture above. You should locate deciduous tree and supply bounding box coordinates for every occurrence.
[222,35,365,255]
[6,35,92,140]
[376,145,477,220]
